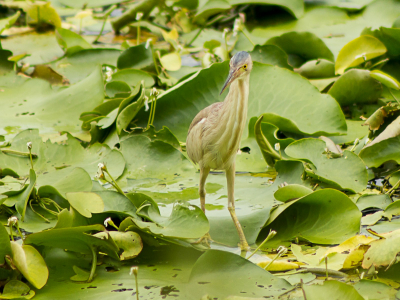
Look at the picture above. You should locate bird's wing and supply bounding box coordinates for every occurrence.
[188,102,223,134]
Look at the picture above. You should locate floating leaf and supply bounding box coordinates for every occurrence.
[363,228,400,269]
[14,169,36,222]
[335,35,387,74]
[249,44,292,70]
[10,242,48,289]
[328,69,382,106]
[285,138,368,193]
[187,249,292,298]
[274,184,313,202]
[264,189,362,246]
[66,192,105,218]
[105,81,131,98]
[1,280,35,299]
[267,31,334,67]
[297,59,335,78]
[108,231,143,260]
[160,52,182,71]
[370,69,400,90]
[359,115,400,167]
[111,69,155,87]
[0,224,12,265]
[55,27,91,56]
[304,280,364,300]
[117,44,153,70]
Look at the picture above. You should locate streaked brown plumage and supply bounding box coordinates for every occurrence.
[186,51,253,251]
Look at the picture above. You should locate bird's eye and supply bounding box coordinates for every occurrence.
[243,64,247,70]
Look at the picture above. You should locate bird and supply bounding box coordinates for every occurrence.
[186,51,253,251]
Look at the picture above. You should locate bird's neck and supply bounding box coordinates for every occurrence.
[224,75,250,119]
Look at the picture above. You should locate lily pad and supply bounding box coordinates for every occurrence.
[187,249,293,298]
[10,242,49,289]
[304,280,364,300]
[55,27,91,56]
[1,280,35,299]
[117,44,154,70]
[66,192,105,218]
[111,69,155,87]
[264,189,362,246]
[0,67,105,136]
[297,59,335,78]
[335,35,387,74]
[267,31,334,67]
[328,69,382,106]
[285,138,368,193]
[249,44,292,69]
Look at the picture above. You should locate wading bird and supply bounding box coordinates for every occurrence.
[186,51,252,251]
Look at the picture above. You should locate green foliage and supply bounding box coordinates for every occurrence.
[2,0,400,298]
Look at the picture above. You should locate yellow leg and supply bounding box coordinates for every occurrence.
[199,167,210,213]
[193,167,212,246]
[226,163,250,251]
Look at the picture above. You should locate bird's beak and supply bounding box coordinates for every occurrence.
[220,70,236,95]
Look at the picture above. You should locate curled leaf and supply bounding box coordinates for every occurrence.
[254,115,281,167]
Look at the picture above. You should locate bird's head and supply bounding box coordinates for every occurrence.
[220,51,253,95]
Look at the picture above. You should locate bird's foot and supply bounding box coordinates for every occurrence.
[193,233,213,247]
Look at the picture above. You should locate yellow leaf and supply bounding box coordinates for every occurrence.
[324,234,375,257]
[257,260,301,272]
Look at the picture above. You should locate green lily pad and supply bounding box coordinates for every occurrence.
[274,184,313,202]
[335,35,387,74]
[304,280,364,300]
[186,249,293,298]
[105,81,131,98]
[0,67,104,136]
[297,59,335,78]
[66,192,105,218]
[0,129,125,181]
[117,44,153,70]
[264,189,362,246]
[124,195,209,240]
[356,194,392,211]
[24,224,119,260]
[51,49,121,84]
[249,44,292,70]
[111,69,155,88]
[354,280,397,300]
[137,61,346,141]
[328,69,382,106]
[285,138,368,193]
[362,228,400,269]
[0,280,35,299]
[0,224,12,265]
[118,135,195,182]
[359,115,400,167]
[55,27,91,56]
[10,242,48,289]
[370,69,400,90]
[160,52,182,71]
[2,32,64,65]
[267,31,334,67]
[108,231,143,260]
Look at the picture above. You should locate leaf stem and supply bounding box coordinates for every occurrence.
[240,29,255,46]
[247,230,277,259]
[93,5,117,44]
[386,177,400,196]
[88,246,97,282]
[104,169,124,196]
[389,88,400,105]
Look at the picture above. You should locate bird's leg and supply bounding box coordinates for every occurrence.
[199,167,210,213]
[193,167,212,246]
[226,164,250,251]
